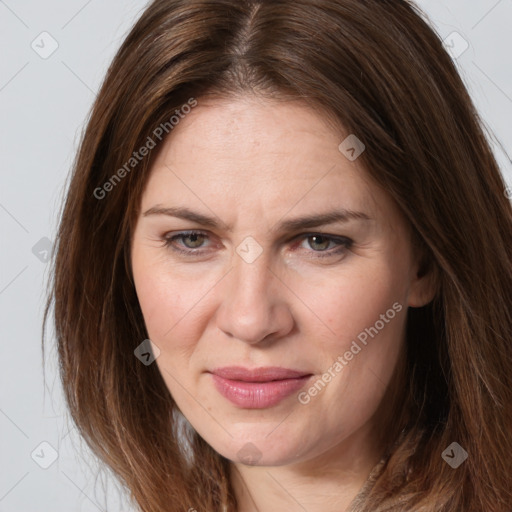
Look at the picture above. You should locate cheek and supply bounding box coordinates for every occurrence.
[132,250,218,349]
[133,270,182,338]
[295,269,406,442]
[133,265,212,396]
[296,261,408,349]
[324,272,406,396]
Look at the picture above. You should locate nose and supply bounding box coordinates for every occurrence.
[214,253,294,345]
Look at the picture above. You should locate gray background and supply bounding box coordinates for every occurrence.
[1,1,511,510]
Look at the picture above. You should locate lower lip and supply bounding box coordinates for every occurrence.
[210,374,311,409]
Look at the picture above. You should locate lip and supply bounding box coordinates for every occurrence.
[209,366,312,409]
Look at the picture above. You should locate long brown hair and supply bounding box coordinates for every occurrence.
[43,0,512,510]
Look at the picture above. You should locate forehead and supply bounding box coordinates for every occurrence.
[158,96,343,169]
[139,96,392,225]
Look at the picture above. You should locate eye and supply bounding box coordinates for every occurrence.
[177,232,206,249]
[296,233,353,258]
[162,231,210,254]
[304,234,335,251]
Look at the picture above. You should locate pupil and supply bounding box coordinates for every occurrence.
[311,235,329,251]
[186,233,203,247]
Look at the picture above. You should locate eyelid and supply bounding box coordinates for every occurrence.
[290,232,352,245]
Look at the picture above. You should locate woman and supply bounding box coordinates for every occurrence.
[44,0,512,510]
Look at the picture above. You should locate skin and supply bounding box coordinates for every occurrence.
[130,95,435,511]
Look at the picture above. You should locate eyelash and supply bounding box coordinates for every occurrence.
[161,231,353,259]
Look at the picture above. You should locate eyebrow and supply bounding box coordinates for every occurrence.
[142,206,372,232]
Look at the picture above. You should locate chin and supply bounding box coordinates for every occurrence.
[206,427,309,467]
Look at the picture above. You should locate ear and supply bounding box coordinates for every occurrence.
[407,247,439,308]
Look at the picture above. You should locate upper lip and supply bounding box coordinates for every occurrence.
[210,366,311,382]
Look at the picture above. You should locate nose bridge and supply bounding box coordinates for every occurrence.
[215,248,292,344]
[229,250,274,312]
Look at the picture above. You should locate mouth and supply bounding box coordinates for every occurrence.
[209,366,313,409]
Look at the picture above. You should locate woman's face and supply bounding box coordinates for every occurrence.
[131,95,432,467]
